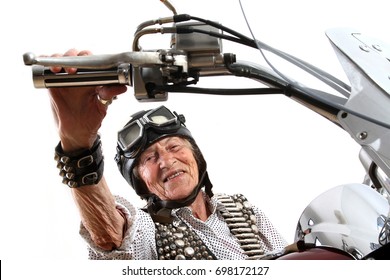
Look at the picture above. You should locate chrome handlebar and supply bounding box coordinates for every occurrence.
[23,22,234,101]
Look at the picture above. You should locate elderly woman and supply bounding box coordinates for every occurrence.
[50,49,287,260]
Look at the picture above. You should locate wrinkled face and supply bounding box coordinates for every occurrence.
[136,136,199,200]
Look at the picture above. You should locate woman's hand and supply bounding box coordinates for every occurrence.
[47,49,127,152]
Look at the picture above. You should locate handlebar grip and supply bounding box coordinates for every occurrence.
[31,64,132,88]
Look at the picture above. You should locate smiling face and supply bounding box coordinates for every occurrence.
[136,136,199,201]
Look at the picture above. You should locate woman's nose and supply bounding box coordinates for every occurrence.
[158,151,175,169]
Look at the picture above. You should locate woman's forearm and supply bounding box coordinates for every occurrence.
[71,176,126,251]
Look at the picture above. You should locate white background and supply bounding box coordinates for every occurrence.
[1,0,389,276]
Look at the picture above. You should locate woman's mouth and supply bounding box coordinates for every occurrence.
[164,171,184,182]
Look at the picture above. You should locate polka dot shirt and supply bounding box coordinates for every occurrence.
[80,192,287,260]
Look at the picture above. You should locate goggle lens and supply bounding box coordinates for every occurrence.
[118,106,180,158]
[144,106,177,126]
[118,120,143,153]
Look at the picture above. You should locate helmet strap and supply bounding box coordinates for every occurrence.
[146,170,213,223]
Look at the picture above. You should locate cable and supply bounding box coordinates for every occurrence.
[153,85,284,95]
[160,0,177,15]
[237,0,390,130]
[189,15,351,97]
[189,15,254,44]
[176,26,251,46]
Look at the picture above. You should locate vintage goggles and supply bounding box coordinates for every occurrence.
[117,106,183,158]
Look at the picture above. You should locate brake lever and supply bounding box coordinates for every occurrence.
[23,51,162,69]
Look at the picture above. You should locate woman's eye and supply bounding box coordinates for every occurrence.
[169,145,180,151]
[148,155,156,161]
[143,154,156,163]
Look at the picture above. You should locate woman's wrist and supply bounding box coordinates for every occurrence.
[59,132,99,154]
[55,135,104,188]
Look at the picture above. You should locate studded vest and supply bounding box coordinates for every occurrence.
[154,194,265,260]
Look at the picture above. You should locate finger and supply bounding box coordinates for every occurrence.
[49,50,79,73]
[48,49,93,74]
[95,85,128,100]
[63,48,79,56]
[63,48,80,74]
[61,49,93,74]
[78,50,93,56]
[49,53,63,73]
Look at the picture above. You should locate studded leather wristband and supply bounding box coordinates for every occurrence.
[54,135,104,188]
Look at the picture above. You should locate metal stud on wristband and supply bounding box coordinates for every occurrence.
[54,136,104,188]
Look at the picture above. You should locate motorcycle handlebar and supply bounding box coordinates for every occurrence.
[23,50,234,101]
[23,21,232,101]
[23,51,165,90]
